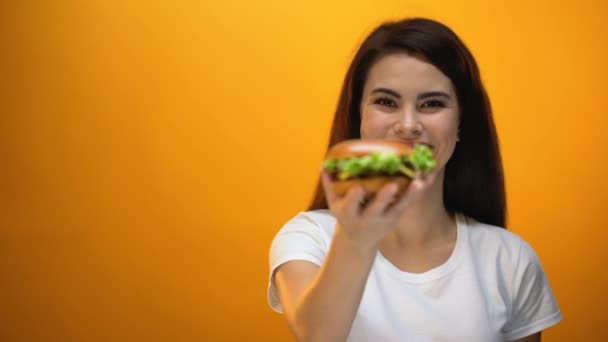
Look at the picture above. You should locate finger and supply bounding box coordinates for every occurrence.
[320,168,338,205]
[362,182,399,216]
[340,185,366,216]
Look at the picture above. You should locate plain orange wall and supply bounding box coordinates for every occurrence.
[2,0,607,341]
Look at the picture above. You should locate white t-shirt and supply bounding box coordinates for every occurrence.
[267,210,562,341]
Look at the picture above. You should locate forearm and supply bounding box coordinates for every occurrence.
[292,230,379,342]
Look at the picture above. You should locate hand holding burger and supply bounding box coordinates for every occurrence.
[319,139,439,248]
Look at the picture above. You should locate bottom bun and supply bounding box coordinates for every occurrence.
[331,176,412,198]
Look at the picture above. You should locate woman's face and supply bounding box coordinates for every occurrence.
[359,52,460,174]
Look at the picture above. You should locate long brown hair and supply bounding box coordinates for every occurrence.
[307,17,507,228]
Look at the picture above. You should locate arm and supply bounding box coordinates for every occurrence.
[274,227,378,342]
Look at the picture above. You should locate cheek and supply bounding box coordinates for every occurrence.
[437,112,459,140]
[444,126,460,159]
[445,123,459,143]
[360,111,392,138]
[431,116,460,163]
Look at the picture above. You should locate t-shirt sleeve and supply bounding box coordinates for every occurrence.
[267,212,329,314]
[501,240,563,340]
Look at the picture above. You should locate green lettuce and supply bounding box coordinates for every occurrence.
[323,144,437,181]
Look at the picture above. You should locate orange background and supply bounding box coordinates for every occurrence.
[2,0,607,341]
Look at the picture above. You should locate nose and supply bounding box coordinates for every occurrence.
[392,107,422,138]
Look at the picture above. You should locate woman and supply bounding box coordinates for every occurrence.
[267,17,561,341]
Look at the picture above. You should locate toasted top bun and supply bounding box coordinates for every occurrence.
[325,139,412,160]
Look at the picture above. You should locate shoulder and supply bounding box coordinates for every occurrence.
[463,215,527,256]
[460,215,539,272]
[267,210,337,313]
[269,209,337,255]
[275,209,337,240]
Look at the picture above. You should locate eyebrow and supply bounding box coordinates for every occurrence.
[371,88,451,100]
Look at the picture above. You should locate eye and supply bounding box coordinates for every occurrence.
[373,97,397,108]
[420,100,446,108]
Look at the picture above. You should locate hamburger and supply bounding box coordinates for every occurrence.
[322,139,437,198]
